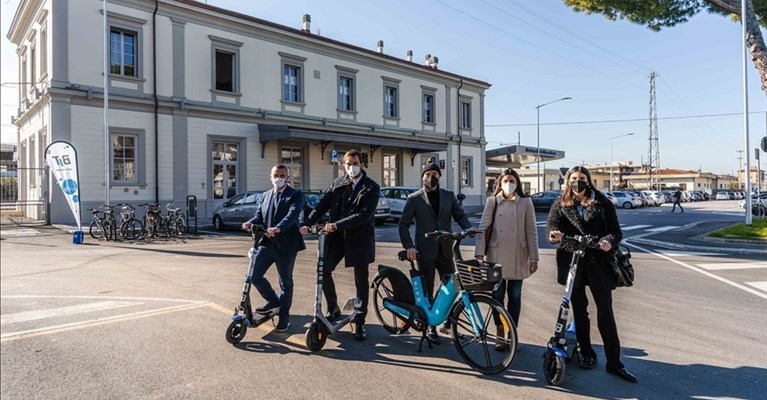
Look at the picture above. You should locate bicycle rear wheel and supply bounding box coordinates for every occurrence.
[450,292,517,375]
[121,218,144,240]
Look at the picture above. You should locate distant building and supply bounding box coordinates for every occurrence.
[738,166,765,189]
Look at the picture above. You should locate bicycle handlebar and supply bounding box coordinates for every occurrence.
[424,229,477,240]
[561,234,601,249]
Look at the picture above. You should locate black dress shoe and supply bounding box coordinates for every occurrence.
[325,307,341,321]
[255,301,280,314]
[607,367,638,383]
[354,323,367,341]
[579,354,598,369]
[427,327,441,345]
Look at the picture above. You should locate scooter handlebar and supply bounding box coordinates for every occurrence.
[561,234,601,249]
[424,229,477,241]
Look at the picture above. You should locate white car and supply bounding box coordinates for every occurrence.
[738,194,767,208]
[642,191,665,206]
[715,192,730,200]
[606,191,643,209]
[381,186,419,221]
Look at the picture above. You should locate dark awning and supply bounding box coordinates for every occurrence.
[258,124,448,157]
[486,144,565,167]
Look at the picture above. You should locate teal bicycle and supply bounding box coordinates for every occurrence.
[372,229,518,375]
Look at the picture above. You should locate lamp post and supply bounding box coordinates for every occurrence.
[609,133,634,191]
[536,97,571,193]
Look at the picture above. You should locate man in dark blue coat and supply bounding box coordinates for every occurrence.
[242,164,306,332]
[301,150,380,341]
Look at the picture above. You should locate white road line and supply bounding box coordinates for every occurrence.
[624,242,767,300]
[657,251,726,257]
[1,294,202,304]
[1,301,142,325]
[621,225,652,231]
[696,263,767,271]
[645,226,679,232]
[745,281,767,292]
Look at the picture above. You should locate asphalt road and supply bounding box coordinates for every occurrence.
[1,200,765,400]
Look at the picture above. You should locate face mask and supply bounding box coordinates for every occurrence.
[346,165,361,178]
[502,183,517,195]
[572,180,588,193]
[423,175,439,189]
[271,177,286,188]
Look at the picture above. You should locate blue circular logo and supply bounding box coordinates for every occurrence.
[72,195,79,203]
[62,179,78,195]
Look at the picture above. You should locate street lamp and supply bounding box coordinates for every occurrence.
[610,133,634,191]
[536,97,571,193]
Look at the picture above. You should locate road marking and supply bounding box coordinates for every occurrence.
[621,225,652,231]
[624,243,767,300]
[745,281,767,292]
[645,226,680,232]
[696,263,767,271]
[1,302,208,341]
[1,301,142,324]
[1,294,204,303]
[657,251,726,257]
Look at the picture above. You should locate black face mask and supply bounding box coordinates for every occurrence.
[572,180,589,193]
[423,175,439,189]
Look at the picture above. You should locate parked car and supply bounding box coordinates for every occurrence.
[727,192,736,200]
[734,192,744,200]
[302,190,329,224]
[530,191,561,212]
[738,193,767,208]
[605,192,619,207]
[660,190,673,203]
[375,191,391,225]
[212,191,264,231]
[639,191,660,206]
[715,192,730,200]
[608,191,644,209]
[625,191,648,207]
[381,186,419,221]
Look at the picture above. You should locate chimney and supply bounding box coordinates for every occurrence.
[302,14,311,32]
[432,56,439,69]
[377,40,384,54]
[406,50,413,62]
[424,54,432,66]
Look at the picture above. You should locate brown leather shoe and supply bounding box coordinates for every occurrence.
[495,325,508,352]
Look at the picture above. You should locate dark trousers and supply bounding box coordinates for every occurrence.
[322,259,370,325]
[417,252,455,303]
[492,279,523,328]
[671,199,684,212]
[251,241,298,320]
[571,284,624,370]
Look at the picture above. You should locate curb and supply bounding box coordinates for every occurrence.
[697,235,767,245]
[625,236,767,256]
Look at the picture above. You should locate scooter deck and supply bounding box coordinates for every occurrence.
[251,310,279,327]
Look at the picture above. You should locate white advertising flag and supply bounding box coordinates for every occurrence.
[45,141,82,230]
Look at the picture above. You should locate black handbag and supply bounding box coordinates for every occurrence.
[612,244,635,288]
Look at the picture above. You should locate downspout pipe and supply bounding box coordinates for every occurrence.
[153,1,159,203]
[456,78,463,201]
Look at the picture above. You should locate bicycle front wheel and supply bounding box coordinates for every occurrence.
[89,220,104,239]
[450,292,517,375]
[121,218,144,240]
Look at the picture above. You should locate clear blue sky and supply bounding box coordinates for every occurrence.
[3,0,764,175]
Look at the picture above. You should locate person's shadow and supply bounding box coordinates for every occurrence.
[232,318,766,399]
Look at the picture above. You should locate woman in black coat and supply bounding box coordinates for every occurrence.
[546,166,637,383]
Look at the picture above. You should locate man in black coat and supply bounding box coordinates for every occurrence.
[242,164,306,332]
[301,150,380,341]
[399,163,472,341]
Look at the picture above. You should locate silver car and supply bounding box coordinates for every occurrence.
[381,186,419,221]
[211,191,263,231]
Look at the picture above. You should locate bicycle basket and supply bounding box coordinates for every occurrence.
[455,259,502,291]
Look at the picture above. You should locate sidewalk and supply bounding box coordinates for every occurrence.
[625,220,767,255]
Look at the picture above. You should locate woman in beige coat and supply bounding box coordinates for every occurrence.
[475,168,539,350]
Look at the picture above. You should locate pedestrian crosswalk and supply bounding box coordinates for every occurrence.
[695,262,767,295]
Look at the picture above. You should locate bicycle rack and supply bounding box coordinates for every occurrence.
[186,195,198,235]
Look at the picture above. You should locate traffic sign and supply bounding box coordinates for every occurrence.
[558,177,564,185]
[439,160,445,169]
[330,150,338,164]
[559,167,569,176]
[761,136,767,152]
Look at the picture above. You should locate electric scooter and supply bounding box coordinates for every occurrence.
[225,225,280,344]
[304,224,362,351]
[543,234,600,385]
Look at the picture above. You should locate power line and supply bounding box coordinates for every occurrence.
[484,110,767,127]
[432,0,645,91]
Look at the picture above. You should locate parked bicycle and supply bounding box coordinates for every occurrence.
[88,205,117,241]
[117,203,144,241]
[139,203,162,238]
[158,202,187,237]
[372,229,517,375]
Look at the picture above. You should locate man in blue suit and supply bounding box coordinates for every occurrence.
[242,164,306,332]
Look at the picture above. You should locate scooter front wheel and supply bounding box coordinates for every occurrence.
[305,322,328,352]
[225,320,247,345]
[543,350,566,385]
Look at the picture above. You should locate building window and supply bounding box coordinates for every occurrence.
[280,146,303,189]
[110,29,137,77]
[423,93,435,123]
[30,45,36,86]
[215,50,235,92]
[40,27,47,76]
[283,65,301,103]
[460,100,472,129]
[383,154,399,187]
[112,134,138,184]
[461,156,472,187]
[212,142,238,199]
[339,76,354,111]
[522,182,531,194]
[384,86,398,118]
[29,136,36,186]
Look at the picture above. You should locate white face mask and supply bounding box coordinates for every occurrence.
[271,177,286,189]
[346,165,361,178]
[502,183,517,195]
